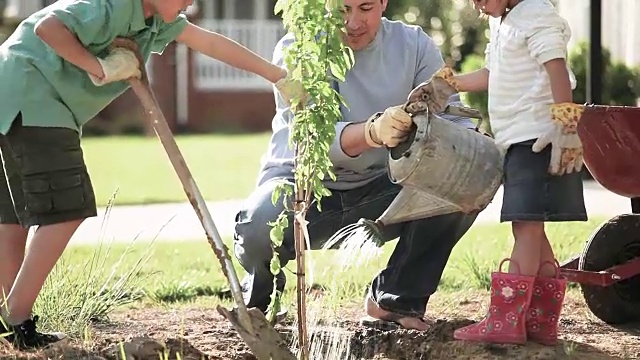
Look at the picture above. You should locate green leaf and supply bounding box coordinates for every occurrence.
[269,256,281,275]
[269,226,284,246]
[329,62,346,82]
[274,0,284,16]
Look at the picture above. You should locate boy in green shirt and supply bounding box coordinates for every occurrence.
[0,0,301,350]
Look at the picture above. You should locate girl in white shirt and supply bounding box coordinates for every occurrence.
[408,0,586,346]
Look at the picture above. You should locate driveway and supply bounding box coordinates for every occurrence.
[66,180,632,245]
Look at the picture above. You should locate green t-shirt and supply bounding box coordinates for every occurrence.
[0,0,188,135]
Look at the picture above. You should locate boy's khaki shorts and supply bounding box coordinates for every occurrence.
[0,114,97,227]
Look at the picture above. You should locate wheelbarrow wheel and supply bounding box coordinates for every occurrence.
[578,214,640,325]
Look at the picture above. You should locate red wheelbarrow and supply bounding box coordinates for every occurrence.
[559,104,640,325]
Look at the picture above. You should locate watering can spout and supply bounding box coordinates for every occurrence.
[376,186,460,226]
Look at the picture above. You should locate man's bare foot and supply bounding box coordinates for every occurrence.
[364,297,432,331]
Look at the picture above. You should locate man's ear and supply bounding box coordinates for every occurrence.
[381,0,388,11]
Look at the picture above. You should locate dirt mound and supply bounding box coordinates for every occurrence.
[0,293,637,359]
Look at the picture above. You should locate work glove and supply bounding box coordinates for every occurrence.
[532,102,585,176]
[364,105,413,148]
[274,71,308,107]
[89,47,141,86]
[405,66,461,114]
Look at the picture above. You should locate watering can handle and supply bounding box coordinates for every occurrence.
[442,105,486,132]
[386,104,487,183]
[442,104,483,119]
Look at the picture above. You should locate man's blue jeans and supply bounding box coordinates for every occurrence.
[233,174,478,317]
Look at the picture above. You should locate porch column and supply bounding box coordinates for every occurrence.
[223,0,234,19]
[587,0,601,104]
[255,0,268,20]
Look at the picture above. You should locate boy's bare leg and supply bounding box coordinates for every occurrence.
[0,225,29,305]
[1,220,82,324]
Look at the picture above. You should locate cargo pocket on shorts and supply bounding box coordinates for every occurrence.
[22,177,52,214]
[23,173,85,214]
[50,173,85,212]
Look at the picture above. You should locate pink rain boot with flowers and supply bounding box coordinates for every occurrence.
[526,260,567,346]
[454,258,535,345]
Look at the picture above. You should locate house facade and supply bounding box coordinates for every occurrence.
[6,0,637,134]
[3,0,287,134]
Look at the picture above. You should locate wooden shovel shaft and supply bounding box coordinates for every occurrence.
[128,78,253,330]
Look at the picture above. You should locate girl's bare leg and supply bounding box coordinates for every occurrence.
[510,221,545,275]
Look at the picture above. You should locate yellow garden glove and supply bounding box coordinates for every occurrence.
[405,66,461,114]
[532,103,585,176]
[89,47,141,86]
[364,105,413,148]
[274,71,308,106]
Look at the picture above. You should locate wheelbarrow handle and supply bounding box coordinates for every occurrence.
[127,77,253,331]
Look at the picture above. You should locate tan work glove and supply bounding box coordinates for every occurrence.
[532,102,585,176]
[405,66,461,114]
[274,71,308,106]
[364,105,413,148]
[89,47,142,86]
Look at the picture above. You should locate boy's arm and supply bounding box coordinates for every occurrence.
[34,15,105,79]
[176,22,286,84]
[34,0,139,84]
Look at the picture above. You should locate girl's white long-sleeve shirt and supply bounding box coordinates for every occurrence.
[485,0,577,148]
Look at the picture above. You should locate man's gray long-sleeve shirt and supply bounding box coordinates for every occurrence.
[256,18,475,191]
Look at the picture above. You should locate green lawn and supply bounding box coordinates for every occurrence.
[35,217,608,335]
[82,133,272,207]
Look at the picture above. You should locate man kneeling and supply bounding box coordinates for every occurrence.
[232,0,480,330]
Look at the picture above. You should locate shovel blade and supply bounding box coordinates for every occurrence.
[217,306,297,360]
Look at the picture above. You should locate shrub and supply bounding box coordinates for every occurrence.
[568,41,639,106]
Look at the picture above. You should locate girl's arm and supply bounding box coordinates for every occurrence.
[543,58,573,103]
[454,68,490,92]
[176,22,286,84]
[34,15,105,79]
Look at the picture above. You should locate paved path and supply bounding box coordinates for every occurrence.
[65,180,632,245]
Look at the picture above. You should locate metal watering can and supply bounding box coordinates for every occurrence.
[380,105,504,224]
[326,105,505,247]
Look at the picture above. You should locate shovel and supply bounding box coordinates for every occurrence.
[112,39,295,360]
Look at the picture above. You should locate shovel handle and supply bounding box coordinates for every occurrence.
[127,76,253,330]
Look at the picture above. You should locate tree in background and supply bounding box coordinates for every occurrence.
[383,0,489,70]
